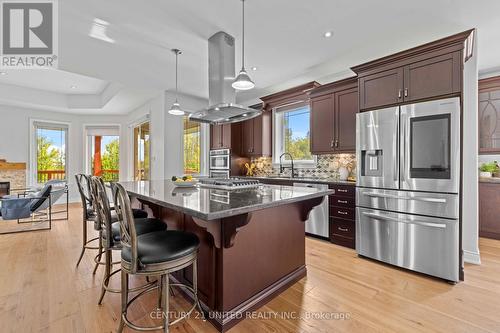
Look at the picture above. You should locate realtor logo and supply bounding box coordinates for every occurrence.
[1,0,58,68]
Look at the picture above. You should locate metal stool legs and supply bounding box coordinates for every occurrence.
[117,258,205,333]
[75,220,99,267]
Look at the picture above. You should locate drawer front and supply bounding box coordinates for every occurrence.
[330,195,355,208]
[330,218,355,238]
[331,207,355,220]
[330,234,355,249]
[330,184,355,197]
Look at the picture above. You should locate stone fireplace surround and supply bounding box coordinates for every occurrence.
[0,159,26,192]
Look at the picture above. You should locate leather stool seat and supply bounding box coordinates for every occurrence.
[122,230,200,265]
[108,218,167,243]
[87,207,147,219]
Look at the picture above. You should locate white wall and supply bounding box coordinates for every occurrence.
[462,32,480,265]
[0,105,124,202]
[121,91,209,182]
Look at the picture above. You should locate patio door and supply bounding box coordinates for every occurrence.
[133,121,150,181]
[85,126,120,182]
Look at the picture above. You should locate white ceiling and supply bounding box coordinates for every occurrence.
[3,0,500,113]
[0,69,109,94]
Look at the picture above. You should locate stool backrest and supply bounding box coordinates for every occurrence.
[113,183,138,273]
[90,176,115,248]
[75,174,93,220]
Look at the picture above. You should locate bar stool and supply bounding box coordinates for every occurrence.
[113,183,204,333]
[75,174,99,267]
[75,173,149,270]
[89,176,168,305]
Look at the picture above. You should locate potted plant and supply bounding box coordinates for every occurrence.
[479,161,499,178]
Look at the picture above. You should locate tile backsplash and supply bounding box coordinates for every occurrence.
[250,154,356,179]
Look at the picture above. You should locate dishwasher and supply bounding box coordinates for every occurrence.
[293,182,329,239]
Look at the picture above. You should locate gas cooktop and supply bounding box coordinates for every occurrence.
[198,178,261,190]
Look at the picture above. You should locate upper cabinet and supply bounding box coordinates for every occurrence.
[240,104,272,157]
[210,123,231,149]
[334,86,358,152]
[353,29,473,111]
[479,75,500,154]
[310,78,358,154]
[359,68,404,110]
[310,94,334,154]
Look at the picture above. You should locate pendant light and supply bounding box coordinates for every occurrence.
[232,0,255,91]
[168,48,185,115]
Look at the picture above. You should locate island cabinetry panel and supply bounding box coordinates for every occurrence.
[310,77,358,154]
[479,182,500,240]
[132,194,324,332]
[329,183,356,249]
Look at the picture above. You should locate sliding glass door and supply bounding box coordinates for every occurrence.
[86,126,120,182]
[133,122,150,181]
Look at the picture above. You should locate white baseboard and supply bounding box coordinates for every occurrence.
[463,249,481,265]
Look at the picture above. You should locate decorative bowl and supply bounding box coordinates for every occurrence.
[172,179,198,187]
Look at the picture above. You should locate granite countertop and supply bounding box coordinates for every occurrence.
[479,177,500,183]
[240,176,356,186]
[119,180,333,221]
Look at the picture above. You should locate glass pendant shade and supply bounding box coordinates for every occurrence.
[232,68,255,90]
[168,101,184,116]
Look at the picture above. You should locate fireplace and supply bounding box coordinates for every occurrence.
[0,182,9,198]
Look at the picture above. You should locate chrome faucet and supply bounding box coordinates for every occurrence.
[279,153,297,178]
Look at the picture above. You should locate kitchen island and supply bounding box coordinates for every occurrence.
[119,180,332,332]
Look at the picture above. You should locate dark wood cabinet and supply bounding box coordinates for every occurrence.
[210,123,231,149]
[329,183,356,249]
[334,87,358,152]
[359,68,404,110]
[358,52,461,111]
[241,112,271,157]
[352,30,473,111]
[310,77,358,154]
[479,182,500,240]
[404,52,461,102]
[310,95,335,154]
[479,76,500,154]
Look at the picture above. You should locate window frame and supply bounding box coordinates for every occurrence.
[83,124,121,181]
[183,117,202,176]
[272,103,317,167]
[29,119,70,186]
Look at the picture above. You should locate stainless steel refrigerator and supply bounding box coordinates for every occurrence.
[355,97,461,282]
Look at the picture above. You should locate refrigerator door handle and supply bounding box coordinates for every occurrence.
[363,192,447,203]
[362,212,447,229]
[393,112,399,182]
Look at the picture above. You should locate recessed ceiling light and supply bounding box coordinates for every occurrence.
[0,71,7,76]
[70,85,77,89]
[323,31,333,38]
[251,66,257,71]
[89,18,115,43]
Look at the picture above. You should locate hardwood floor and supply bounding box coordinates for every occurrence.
[1,204,500,333]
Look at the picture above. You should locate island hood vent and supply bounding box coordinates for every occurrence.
[188,32,261,124]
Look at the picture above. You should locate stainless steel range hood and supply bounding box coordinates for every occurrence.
[188,32,261,124]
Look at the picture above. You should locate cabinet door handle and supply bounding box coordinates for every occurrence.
[330,140,334,148]
[404,88,408,97]
[337,200,347,204]
[337,189,348,193]
[338,227,349,232]
[398,89,402,99]
[337,210,348,215]
[335,140,339,148]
